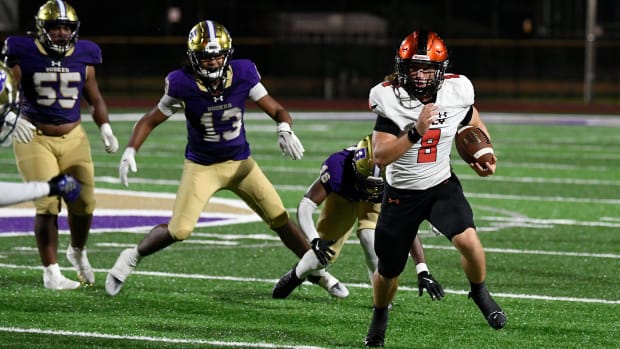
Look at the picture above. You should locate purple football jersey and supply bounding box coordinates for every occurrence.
[3,36,102,125]
[164,59,261,165]
[319,149,363,201]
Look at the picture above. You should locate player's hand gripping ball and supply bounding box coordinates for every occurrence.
[455,126,494,168]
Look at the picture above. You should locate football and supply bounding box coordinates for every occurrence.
[455,126,494,166]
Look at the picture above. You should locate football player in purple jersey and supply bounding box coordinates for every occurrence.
[364,30,505,347]
[1,0,119,290]
[273,134,444,300]
[105,20,328,297]
[0,61,81,207]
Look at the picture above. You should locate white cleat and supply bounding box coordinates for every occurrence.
[66,245,95,285]
[327,282,350,298]
[43,264,81,290]
[308,271,350,298]
[105,247,139,296]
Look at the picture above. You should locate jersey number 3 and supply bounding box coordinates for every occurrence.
[200,107,243,142]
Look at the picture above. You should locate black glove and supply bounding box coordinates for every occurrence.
[310,238,336,266]
[417,271,444,301]
[48,174,81,202]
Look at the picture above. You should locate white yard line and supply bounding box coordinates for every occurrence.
[0,262,617,304]
[0,326,327,349]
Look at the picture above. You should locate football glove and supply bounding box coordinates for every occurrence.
[119,147,137,187]
[277,122,304,160]
[4,111,35,144]
[100,123,119,153]
[417,271,444,301]
[310,238,335,266]
[48,174,81,202]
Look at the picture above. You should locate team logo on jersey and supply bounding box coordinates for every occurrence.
[433,111,448,125]
[387,197,400,205]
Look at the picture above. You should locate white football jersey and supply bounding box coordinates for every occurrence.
[369,74,475,190]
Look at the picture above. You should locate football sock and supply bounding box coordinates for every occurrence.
[358,228,378,282]
[296,249,322,279]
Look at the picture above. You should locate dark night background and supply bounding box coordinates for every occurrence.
[2,0,619,104]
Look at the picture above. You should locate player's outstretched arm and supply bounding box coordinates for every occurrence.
[255,94,304,160]
[118,107,169,187]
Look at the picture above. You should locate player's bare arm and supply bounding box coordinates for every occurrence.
[83,65,109,127]
[256,94,293,125]
[466,107,496,176]
[127,107,169,151]
[303,178,328,206]
[372,131,412,168]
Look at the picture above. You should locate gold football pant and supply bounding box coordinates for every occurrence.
[315,193,380,262]
[168,157,290,240]
[13,124,95,215]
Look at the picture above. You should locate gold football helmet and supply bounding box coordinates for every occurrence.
[0,62,20,144]
[395,30,449,98]
[35,0,80,56]
[187,20,234,83]
[352,134,384,203]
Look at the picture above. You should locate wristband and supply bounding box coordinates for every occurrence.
[407,127,422,143]
[415,262,429,275]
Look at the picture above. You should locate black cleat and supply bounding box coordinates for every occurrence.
[365,307,389,347]
[272,265,304,299]
[469,289,506,329]
[486,310,507,330]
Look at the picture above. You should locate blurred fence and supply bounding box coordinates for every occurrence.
[50,35,620,104]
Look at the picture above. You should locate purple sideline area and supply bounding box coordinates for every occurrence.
[0,216,226,234]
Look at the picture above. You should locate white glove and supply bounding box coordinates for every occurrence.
[119,147,137,187]
[4,111,35,144]
[277,122,305,160]
[99,123,119,153]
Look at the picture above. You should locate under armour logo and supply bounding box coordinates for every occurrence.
[388,197,400,204]
[51,61,62,67]
[213,95,224,102]
[433,111,448,125]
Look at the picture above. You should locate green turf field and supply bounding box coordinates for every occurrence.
[1,113,619,348]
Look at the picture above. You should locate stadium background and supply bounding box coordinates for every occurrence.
[1,0,619,112]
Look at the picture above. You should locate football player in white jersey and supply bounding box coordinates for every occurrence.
[364,30,505,347]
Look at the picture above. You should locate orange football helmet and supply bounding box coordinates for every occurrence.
[395,30,449,98]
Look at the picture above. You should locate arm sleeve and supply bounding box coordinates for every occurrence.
[373,115,401,136]
[249,82,268,102]
[296,196,320,241]
[0,182,49,207]
[157,94,184,117]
